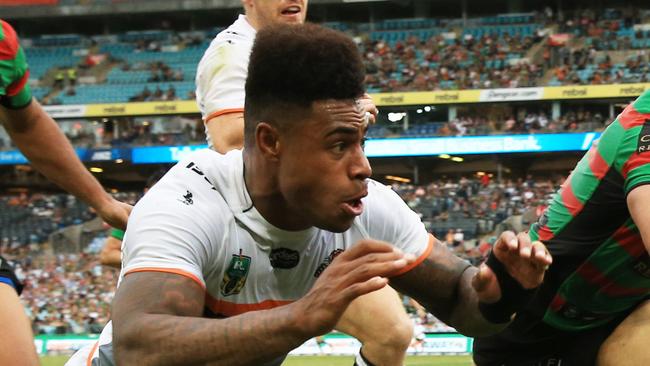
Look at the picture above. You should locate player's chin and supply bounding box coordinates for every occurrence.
[317,215,355,233]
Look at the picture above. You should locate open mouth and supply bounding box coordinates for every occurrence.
[281,6,301,16]
[342,198,364,216]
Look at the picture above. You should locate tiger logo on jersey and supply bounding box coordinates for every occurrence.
[220,252,251,296]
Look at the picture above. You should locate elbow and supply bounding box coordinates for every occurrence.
[113,320,158,366]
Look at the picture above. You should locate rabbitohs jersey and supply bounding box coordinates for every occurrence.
[0,20,32,109]
[474,89,650,364]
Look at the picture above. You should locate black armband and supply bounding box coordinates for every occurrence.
[478,250,538,324]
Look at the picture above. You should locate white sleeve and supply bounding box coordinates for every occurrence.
[120,159,224,288]
[195,40,249,121]
[360,180,432,262]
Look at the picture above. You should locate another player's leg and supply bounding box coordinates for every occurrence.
[597,300,650,366]
[335,286,413,366]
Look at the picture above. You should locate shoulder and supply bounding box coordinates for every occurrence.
[0,20,21,60]
[133,150,234,227]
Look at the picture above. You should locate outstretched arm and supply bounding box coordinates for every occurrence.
[391,231,551,337]
[113,241,413,366]
[0,101,131,229]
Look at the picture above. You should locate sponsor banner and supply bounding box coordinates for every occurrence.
[364,132,600,157]
[34,335,100,355]
[33,333,470,356]
[0,150,28,165]
[0,148,125,165]
[543,83,650,100]
[131,145,208,163]
[374,90,482,106]
[84,100,199,117]
[289,333,471,356]
[479,87,544,102]
[42,104,87,119]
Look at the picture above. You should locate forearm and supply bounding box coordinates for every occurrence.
[0,286,39,366]
[446,267,508,337]
[114,304,307,366]
[206,112,244,153]
[2,102,111,210]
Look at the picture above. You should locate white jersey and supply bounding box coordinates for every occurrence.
[195,15,255,148]
[67,149,433,366]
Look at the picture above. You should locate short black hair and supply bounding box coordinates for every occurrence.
[244,23,366,146]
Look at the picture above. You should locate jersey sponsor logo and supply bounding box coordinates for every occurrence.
[178,190,194,205]
[313,249,344,278]
[269,248,300,269]
[220,251,251,296]
[637,120,650,153]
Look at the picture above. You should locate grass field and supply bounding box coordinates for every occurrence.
[42,355,474,366]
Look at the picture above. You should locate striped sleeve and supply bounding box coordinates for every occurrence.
[0,20,32,109]
[612,91,650,194]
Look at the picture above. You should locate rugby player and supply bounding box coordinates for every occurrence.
[0,19,129,366]
[473,90,650,365]
[195,2,402,365]
[68,23,551,366]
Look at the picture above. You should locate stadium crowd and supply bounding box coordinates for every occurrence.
[0,174,560,335]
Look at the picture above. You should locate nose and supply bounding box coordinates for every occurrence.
[350,146,372,181]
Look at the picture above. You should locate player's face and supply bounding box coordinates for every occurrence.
[245,0,308,29]
[278,99,371,232]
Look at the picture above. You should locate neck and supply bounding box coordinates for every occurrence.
[243,151,311,231]
[244,13,261,31]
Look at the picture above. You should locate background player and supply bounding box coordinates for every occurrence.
[473,89,650,365]
[194,2,407,365]
[100,169,168,269]
[69,23,551,366]
[0,18,130,366]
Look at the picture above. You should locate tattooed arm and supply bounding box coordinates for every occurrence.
[390,232,551,337]
[112,241,413,366]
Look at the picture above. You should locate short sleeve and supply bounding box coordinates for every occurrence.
[120,160,224,289]
[0,20,32,109]
[0,256,23,295]
[195,40,249,121]
[621,121,650,195]
[360,180,433,274]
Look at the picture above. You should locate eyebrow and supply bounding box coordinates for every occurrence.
[325,126,361,137]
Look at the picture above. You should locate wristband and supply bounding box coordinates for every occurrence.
[478,249,538,323]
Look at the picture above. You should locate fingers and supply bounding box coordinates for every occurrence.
[340,276,388,303]
[494,230,519,252]
[531,241,552,268]
[340,249,416,284]
[472,264,500,303]
[337,239,395,261]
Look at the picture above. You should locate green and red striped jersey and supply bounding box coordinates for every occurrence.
[473,90,650,365]
[527,89,650,331]
[0,19,32,109]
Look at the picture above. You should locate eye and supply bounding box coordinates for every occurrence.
[332,142,347,154]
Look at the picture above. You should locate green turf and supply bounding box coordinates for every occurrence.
[282,355,473,365]
[41,355,473,366]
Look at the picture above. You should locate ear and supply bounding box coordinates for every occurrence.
[255,122,281,161]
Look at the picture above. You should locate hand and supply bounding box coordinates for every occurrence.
[357,93,379,125]
[291,240,415,337]
[472,231,551,303]
[94,196,132,230]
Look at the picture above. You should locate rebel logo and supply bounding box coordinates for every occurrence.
[269,248,300,269]
[637,120,650,153]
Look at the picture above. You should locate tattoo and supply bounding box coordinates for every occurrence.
[391,239,471,323]
[112,272,304,366]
